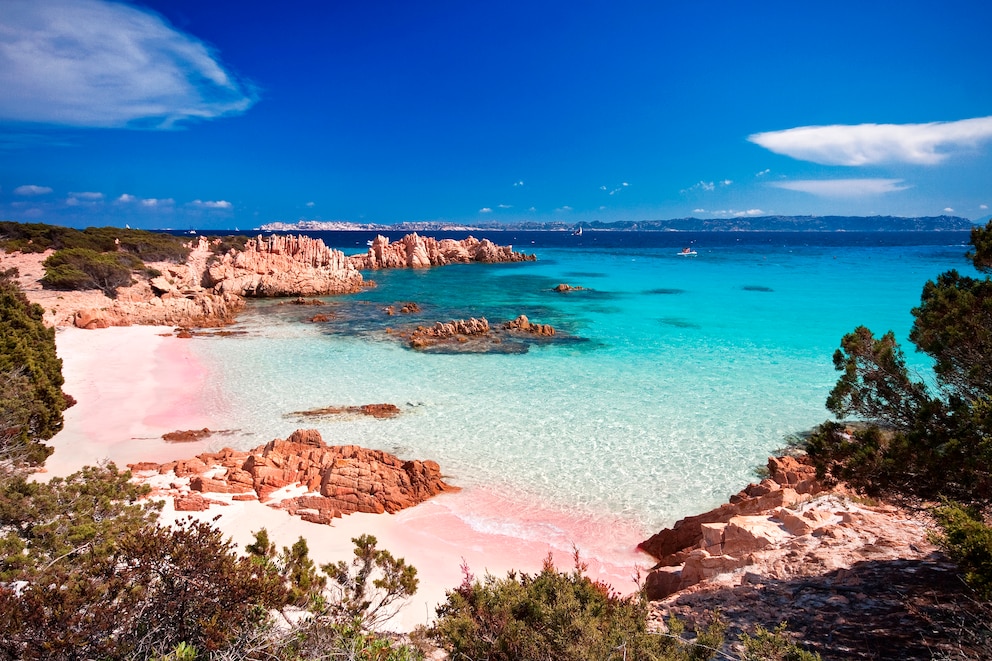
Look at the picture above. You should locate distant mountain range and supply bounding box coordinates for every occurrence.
[260,215,977,233]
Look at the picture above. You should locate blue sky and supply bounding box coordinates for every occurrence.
[1,0,990,229]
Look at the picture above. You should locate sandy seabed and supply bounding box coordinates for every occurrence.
[45,326,650,631]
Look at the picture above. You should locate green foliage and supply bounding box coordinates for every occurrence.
[247,529,328,608]
[273,619,423,661]
[0,270,65,467]
[0,221,190,262]
[41,247,138,296]
[931,502,992,599]
[0,465,289,660]
[739,623,822,661]
[809,221,992,506]
[324,533,420,629]
[431,554,724,661]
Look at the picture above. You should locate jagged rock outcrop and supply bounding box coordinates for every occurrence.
[351,233,535,269]
[65,238,245,328]
[208,234,365,297]
[407,317,492,349]
[503,314,555,336]
[130,429,458,522]
[638,455,939,605]
[553,283,586,292]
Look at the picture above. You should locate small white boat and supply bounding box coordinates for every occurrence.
[678,247,697,256]
[572,226,583,236]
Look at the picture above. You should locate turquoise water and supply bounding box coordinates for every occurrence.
[189,231,975,539]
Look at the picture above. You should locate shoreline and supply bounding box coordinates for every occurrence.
[45,324,651,631]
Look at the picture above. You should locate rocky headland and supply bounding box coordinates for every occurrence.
[351,233,535,269]
[2,232,530,329]
[129,429,458,524]
[638,455,980,659]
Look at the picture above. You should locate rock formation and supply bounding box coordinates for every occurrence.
[503,314,555,336]
[638,456,938,603]
[553,283,586,292]
[350,233,535,269]
[130,429,458,524]
[288,403,401,419]
[407,317,492,349]
[208,234,365,297]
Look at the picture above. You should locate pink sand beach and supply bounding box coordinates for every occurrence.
[46,326,652,631]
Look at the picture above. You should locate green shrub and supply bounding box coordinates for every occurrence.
[431,554,724,661]
[41,247,137,296]
[931,502,992,599]
[0,221,190,262]
[0,270,65,466]
[739,623,822,661]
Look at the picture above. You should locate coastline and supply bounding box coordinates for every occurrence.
[45,324,650,631]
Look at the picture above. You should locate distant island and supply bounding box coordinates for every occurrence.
[259,215,976,233]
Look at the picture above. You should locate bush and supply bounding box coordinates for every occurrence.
[41,247,138,296]
[0,221,191,262]
[431,554,724,661]
[0,270,65,467]
[931,502,992,599]
[739,623,822,661]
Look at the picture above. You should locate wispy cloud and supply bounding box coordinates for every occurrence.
[306,201,315,208]
[600,182,630,196]
[512,180,524,187]
[141,198,174,207]
[693,208,706,214]
[497,204,512,209]
[14,184,52,195]
[555,205,573,213]
[709,209,765,217]
[191,199,232,209]
[749,116,992,166]
[0,0,256,128]
[680,179,731,194]
[66,191,103,206]
[755,169,771,177]
[770,178,910,197]
[117,193,137,203]
[944,207,955,213]
[479,207,493,213]
[982,204,989,210]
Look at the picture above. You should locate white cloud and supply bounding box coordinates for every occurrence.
[14,184,52,195]
[528,206,536,212]
[513,180,524,187]
[117,193,136,203]
[756,169,771,177]
[981,204,989,210]
[720,179,733,186]
[748,116,992,166]
[602,181,630,196]
[693,208,706,213]
[711,209,765,217]
[0,0,256,128]
[770,178,910,197]
[192,199,232,209]
[555,205,573,213]
[140,197,174,207]
[681,181,715,194]
[479,207,493,213]
[944,207,955,213]
[66,191,103,206]
[497,204,512,209]
[306,201,315,208]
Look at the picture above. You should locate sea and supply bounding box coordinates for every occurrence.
[187,229,977,556]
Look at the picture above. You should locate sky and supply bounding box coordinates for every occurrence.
[1,0,991,230]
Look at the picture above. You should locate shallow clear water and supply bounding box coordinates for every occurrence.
[190,231,976,537]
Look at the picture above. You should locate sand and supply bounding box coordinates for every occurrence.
[45,325,651,632]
